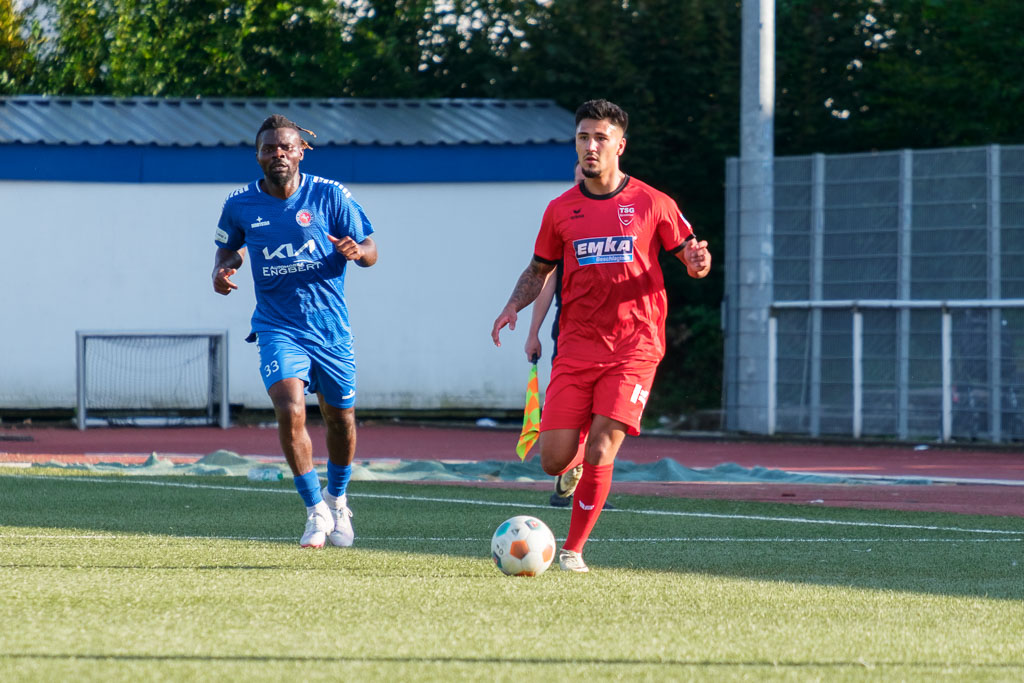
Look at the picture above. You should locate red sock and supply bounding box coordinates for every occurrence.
[562,462,613,553]
[557,431,588,476]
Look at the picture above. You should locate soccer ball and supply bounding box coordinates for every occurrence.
[491,515,557,577]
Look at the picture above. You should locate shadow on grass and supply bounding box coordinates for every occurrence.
[1,473,1022,600]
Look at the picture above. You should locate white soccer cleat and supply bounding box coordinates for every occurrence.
[322,488,355,547]
[558,548,589,573]
[300,501,334,548]
[554,464,584,499]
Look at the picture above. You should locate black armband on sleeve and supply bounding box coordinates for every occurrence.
[533,254,560,265]
[667,234,695,255]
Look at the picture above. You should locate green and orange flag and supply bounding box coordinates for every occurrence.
[515,362,541,460]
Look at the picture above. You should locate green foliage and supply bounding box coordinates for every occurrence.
[775,0,1024,154]
[655,301,724,415]
[856,0,1024,149]
[23,0,354,96]
[0,0,38,93]
[2,0,1022,413]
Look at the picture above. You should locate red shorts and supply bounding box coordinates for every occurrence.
[540,356,660,436]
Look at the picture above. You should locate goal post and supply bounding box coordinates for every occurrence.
[76,330,230,430]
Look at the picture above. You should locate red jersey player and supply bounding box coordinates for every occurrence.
[491,99,711,573]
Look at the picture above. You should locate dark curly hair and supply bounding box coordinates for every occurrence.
[255,114,316,150]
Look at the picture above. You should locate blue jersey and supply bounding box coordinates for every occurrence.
[215,174,374,347]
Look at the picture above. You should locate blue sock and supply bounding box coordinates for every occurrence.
[327,461,352,498]
[293,469,323,508]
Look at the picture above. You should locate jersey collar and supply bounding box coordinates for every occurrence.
[579,174,630,201]
[255,173,306,197]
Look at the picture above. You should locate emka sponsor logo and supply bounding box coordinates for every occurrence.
[573,235,634,266]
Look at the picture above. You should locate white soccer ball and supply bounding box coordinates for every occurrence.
[490,515,557,577]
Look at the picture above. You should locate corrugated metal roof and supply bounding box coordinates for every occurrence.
[0,96,575,147]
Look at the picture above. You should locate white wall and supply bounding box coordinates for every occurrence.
[0,180,562,411]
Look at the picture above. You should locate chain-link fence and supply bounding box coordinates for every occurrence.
[725,145,1024,442]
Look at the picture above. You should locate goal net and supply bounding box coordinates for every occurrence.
[76,330,229,429]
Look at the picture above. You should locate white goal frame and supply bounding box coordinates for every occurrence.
[76,330,230,430]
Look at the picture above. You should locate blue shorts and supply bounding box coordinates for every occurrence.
[252,331,356,409]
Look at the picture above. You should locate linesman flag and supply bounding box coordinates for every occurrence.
[515,362,541,460]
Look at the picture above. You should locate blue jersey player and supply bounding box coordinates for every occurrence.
[212,114,378,548]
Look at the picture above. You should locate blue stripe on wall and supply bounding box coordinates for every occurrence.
[1,143,576,183]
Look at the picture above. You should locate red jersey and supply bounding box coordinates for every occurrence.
[533,175,693,363]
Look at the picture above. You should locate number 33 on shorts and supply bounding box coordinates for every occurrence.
[264,360,280,378]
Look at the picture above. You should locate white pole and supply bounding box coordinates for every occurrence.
[988,145,1002,442]
[768,314,777,435]
[738,0,775,433]
[852,310,863,439]
[76,331,87,431]
[941,309,952,442]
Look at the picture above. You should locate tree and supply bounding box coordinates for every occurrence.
[774,0,1024,155]
[22,0,354,96]
[0,0,37,94]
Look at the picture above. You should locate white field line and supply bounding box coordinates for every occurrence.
[1,533,1022,544]
[6,474,1024,537]
[772,469,1024,487]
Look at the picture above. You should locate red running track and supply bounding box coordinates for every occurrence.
[3,422,1023,516]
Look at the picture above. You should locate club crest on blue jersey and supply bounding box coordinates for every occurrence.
[573,236,635,266]
[296,209,314,226]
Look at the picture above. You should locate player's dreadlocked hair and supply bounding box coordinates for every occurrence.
[575,99,629,135]
[255,114,317,150]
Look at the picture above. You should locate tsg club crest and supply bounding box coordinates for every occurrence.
[618,204,635,227]
[295,209,314,227]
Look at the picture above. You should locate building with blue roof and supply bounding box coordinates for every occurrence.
[0,97,578,416]
[0,96,574,183]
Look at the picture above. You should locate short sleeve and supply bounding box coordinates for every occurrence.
[657,196,694,253]
[215,199,245,250]
[533,201,562,263]
[331,187,375,243]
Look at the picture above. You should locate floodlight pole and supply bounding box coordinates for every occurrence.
[735,0,775,434]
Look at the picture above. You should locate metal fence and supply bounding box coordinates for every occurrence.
[725,145,1024,442]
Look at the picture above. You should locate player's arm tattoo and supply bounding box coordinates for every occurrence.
[505,259,554,312]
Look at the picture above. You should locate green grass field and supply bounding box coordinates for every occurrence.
[1,469,1022,681]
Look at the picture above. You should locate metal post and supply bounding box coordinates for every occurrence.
[768,314,777,435]
[941,308,952,442]
[810,153,825,437]
[219,331,230,429]
[724,158,741,430]
[897,150,913,439]
[737,0,775,433]
[852,309,863,438]
[76,331,87,430]
[988,145,1002,442]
